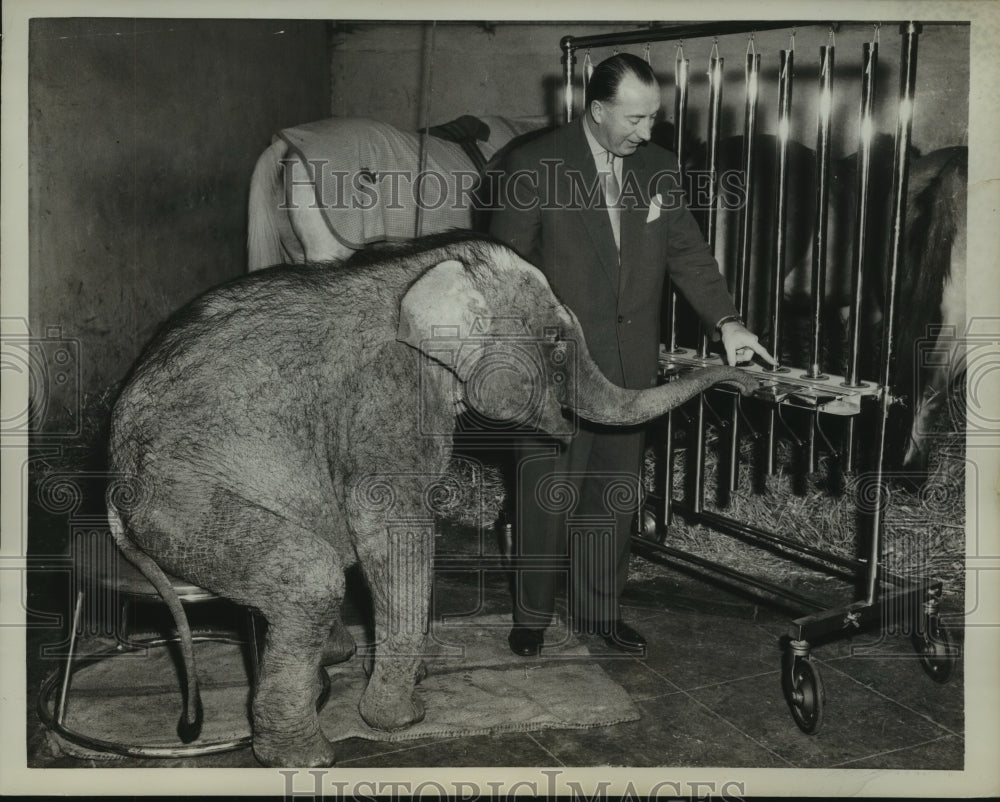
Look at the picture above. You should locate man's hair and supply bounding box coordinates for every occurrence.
[585,53,658,109]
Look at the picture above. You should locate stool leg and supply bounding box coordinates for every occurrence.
[55,590,84,726]
[118,598,129,649]
[247,610,262,681]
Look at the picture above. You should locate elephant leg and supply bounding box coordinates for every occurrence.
[252,614,338,767]
[248,535,347,768]
[362,651,428,684]
[356,526,434,731]
[127,492,346,767]
[321,617,356,666]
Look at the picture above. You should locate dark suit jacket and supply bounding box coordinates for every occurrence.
[490,117,738,390]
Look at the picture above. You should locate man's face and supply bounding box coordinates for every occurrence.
[589,73,661,157]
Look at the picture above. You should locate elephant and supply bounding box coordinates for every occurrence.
[106,230,757,767]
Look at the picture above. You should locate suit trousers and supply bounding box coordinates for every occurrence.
[512,425,645,630]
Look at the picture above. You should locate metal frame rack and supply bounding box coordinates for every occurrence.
[560,20,957,732]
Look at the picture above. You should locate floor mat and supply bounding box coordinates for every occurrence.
[45,613,640,759]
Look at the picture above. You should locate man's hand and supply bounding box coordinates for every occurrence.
[719,320,777,366]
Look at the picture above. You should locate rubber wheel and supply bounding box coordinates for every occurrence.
[640,507,659,540]
[636,498,667,543]
[782,655,824,734]
[911,618,956,684]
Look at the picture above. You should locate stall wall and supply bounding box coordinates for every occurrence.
[331,22,630,130]
[330,21,969,155]
[29,18,332,423]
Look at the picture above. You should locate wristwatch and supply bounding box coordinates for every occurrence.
[715,314,744,332]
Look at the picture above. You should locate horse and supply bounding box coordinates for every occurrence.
[891,146,967,479]
[246,115,548,270]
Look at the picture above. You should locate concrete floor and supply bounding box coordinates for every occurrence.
[26,551,964,771]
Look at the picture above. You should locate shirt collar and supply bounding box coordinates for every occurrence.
[583,115,616,169]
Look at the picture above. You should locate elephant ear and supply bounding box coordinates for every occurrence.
[397,259,488,380]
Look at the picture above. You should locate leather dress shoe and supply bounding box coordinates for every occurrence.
[575,619,647,654]
[508,625,544,657]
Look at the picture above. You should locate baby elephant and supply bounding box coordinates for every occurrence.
[107,231,755,766]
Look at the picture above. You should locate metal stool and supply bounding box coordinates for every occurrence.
[37,529,262,759]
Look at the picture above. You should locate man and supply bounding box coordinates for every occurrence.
[490,53,775,657]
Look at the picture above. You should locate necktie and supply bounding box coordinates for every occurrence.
[604,151,621,253]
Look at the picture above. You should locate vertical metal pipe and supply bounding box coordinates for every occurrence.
[662,408,675,528]
[807,42,835,380]
[766,45,794,475]
[866,21,921,605]
[806,415,817,473]
[806,39,835,473]
[663,48,690,529]
[582,50,595,120]
[735,49,760,318]
[693,400,708,514]
[846,40,878,387]
[561,37,576,122]
[728,45,760,493]
[844,36,879,472]
[704,49,725,247]
[674,49,690,172]
[700,49,725,360]
[769,47,794,367]
[843,408,857,475]
[694,48,724,514]
[667,48,690,354]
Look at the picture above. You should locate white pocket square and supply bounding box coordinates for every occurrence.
[646,194,663,223]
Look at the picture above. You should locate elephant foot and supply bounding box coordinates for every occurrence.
[358,685,426,732]
[321,625,357,666]
[252,729,336,768]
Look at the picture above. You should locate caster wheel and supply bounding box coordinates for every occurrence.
[640,507,659,539]
[782,654,824,734]
[637,499,666,543]
[912,618,956,684]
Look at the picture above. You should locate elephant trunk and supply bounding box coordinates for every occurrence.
[567,352,757,426]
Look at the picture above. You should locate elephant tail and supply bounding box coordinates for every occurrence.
[106,501,204,743]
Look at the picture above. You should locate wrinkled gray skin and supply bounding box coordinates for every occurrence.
[107,232,755,767]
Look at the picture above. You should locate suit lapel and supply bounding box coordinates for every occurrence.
[562,119,621,296]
